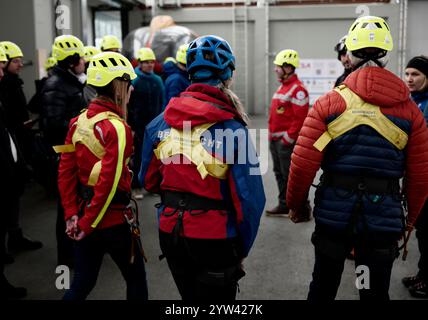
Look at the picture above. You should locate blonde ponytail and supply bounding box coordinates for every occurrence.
[218,81,250,126]
[111,79,131,120]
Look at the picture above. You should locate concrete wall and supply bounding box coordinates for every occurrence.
[0,0,36,100]
[1,0,428,108]
[141,2,402,114]
[33,0,55,80]
[407,0,428,63]
[0,0,83,99]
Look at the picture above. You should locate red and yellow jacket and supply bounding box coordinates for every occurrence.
[138,84,266,257]
[268,73,309,145]
[57,98,133,235]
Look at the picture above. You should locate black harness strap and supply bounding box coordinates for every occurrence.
[78,184,131,206]
[318,172,401,236]
[162,191,230,211]
[161,191,231,246]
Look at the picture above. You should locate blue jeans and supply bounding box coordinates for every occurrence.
[63,223,148,300]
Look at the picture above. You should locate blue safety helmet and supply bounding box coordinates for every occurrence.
[186,35,235,80]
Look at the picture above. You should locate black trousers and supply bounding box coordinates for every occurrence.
[5,193,20,233]
[416,202,428,281]
[131,133,144,189]
[159,231,244,302]
[308,226,399,301]
[269,140,295,209]
[0,224,5,278]
[63,224,148,300]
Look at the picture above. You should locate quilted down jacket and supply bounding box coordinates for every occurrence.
[287,66,428,234]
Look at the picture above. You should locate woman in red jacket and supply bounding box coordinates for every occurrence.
[139,35,265,302]
[57,51,148,300]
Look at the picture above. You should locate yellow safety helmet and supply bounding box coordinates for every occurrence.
[137,47,156,62]
[52,35,84,61]
[164,57,176,64]
[274,49,300,68]
[176,44,189,65]
[84,46,101,62]
[87,52,136,87]
[0,41,24,59]
[0,47,7,63]
[345,16,393,52]
[44,56,57,71]
[100,35,121,51]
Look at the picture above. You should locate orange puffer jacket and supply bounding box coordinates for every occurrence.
[287,67,428,231]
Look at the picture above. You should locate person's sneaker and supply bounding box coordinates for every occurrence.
[8,233,43,252]
[402,275,421,288]
[132,189,144,200]
[409,280,428,299]
[346,248,355,260]
[265,206,289,217]
[134,193,144,200]
[4,252,14,264]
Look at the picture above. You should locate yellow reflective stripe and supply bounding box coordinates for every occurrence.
[313,131,332,152]
[154,123,229,180]
[53,144,75,153]
[291,97,309,106]
[91,119,126,228]
[72,110,122,159]
[282,132,295,144]
[313,86,408,151]
[332,87,408,150]
[87,161,102,186]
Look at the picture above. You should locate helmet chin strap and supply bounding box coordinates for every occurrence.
[351,49,387,70]
[353,57,383,70]
[281,66,293,80]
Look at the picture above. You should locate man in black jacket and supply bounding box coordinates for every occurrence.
[0,47,27,299]
[40,35,87,267]
[333,35,352,87]
[0,41,42,256]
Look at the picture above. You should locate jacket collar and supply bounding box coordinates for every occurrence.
[164,83,242,128]
[89,97,124,118]
[52,66,85,88]
[280,73,299,85]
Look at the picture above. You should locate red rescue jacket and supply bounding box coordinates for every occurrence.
[58,98,133,235]
[268,73,309,145]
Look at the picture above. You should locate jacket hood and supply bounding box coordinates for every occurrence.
[164,83,242,129]
[344,67,410,107]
